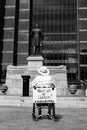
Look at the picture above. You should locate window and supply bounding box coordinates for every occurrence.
[31,0,78,81]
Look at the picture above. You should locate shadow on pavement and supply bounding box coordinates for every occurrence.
[32,114,64,122]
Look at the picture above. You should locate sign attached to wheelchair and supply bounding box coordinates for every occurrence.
[33,84,56,103]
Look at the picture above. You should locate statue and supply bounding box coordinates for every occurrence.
[30,24,44,55]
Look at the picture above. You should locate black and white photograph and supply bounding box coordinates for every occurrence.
[0,0,87,129]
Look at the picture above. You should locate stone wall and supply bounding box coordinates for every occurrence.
[6,64,68,96]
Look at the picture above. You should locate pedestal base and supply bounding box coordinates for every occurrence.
[27,55,44,70]
[6,64,69,96]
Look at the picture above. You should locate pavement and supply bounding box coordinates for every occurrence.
[0,95,87,108]
[0,96,87,129]
[0,107,87,130]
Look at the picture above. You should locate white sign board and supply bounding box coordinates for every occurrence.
[33,85,56,103]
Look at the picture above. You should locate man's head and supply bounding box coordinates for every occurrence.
[37,66,49,76]
[35,24,39,28]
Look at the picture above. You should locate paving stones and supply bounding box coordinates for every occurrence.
[0,107,87,130]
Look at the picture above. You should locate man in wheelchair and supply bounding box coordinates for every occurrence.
[31,66,58,121]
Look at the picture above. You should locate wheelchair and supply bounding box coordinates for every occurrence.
[32,84,59,121]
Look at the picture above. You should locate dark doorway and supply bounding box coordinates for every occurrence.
[22,75,30,96]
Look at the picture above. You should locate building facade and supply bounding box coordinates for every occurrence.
[0,0,87,84]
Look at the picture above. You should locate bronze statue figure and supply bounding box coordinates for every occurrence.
[30,24,44,55]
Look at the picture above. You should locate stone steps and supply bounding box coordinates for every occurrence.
[0,96,87,108]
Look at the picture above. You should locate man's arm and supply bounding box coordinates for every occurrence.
[50,76,56,87]
[31,78,37,87]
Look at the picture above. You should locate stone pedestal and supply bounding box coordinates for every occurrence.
[49,65,69,96]
[6,64,69,96]
[5,55,69,96]
[27,55,44,70]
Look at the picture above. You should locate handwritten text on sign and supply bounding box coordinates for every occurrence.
[33,87,56,103]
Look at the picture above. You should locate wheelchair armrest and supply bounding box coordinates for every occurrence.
[51,84,55,90]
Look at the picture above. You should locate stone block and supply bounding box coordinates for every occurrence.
[27,56,44,70]
[6,65,28,96]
